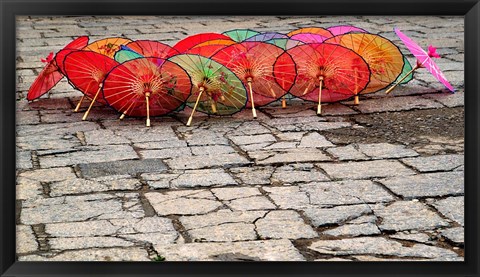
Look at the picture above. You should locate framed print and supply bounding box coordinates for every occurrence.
[1,0,479,276]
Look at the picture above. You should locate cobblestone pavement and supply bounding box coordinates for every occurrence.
[15,16,464,261]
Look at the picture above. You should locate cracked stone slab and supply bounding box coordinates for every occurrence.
[188,222,257,242]
[263,186,310,210]
[165,153,251,170]
[256,210,317,239]
[431,196,464,226]
[373,201,449,232]
[83,129,131,145]
[50,236,134,250]
[229,166,274,185]
[17,121,99,137]
[304,204,372,227]
[16,135,81,151]
[378,171,464,199]
[18,167,76,182]
[317,160,414,180]
[140,147,192,159]
[21,193,144,224]
[357,143,419,159]
[250,148,331,165]
[112,126,179,143]
[440,227,464,245]
[271,164,329,184]
[145,190,222,215]
[16,151,33,169]
[227,196,277,211]
[309,237,460,260]
[401,154,464,172]
[390,232,433,244]
[144,169,237,189]
[229,134,276,145]
[39,145,139,168]
[323,222,380,237]
[134,140,187,149]
[298,132,335,148]
[49,175,142,196]
[79,158,168,178]
[16,225,38,254]
[155,239,305,261]
[18,247,150,261]
[301,180,395,206]
[16,177,44,200]
[212,187,262,201]
[190,145,237,156]
[326,145,369,161]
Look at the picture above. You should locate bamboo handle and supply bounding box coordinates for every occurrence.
[247,78,257,119]
[317,76,323,115]
[145,92,151,127]
[82,84,102,121]
[186,87,204,127]
[386,65,418,94]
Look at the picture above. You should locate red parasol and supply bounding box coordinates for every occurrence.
[284,43,371,114]
[173,33,233,53]
[103,57,192,126]
[212,41,296,118]
[63,50,119,120]
[27,36,89,101]
[125,40,179,58]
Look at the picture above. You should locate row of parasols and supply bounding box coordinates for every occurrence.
[26,26,455,127]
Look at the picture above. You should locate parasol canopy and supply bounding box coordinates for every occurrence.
[84,37,133,59]
[386,28,455,94]
[212,41,296,118]
[63,50,119,119]
[222,29,260,42]
[284,43,371,113]
[168,54,247,126]
[103,57,192,126]
[324,33,405,96]
[27,36,89,101]
[173,33,232,53]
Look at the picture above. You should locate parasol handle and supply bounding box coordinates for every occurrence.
[281,96,287,108]
[119,100,136,120]
[354,68,360,105]
[74,82,92,112]
[247,78,257,119]
[74,95,86,112]
[187,86,204,127]
[354,95,360,105]
[317,76,323,115]
[82,84,102,121]
[385,65,419,94]
[145,92,151,127]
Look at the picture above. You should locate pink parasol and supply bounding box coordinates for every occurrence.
[386,28,455,93]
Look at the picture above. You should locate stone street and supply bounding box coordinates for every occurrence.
[15,15,464,261]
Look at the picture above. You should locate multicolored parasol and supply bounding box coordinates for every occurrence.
[168,54,247,126]
[83,37,133,59]
[327,25,367,36]
[324,33,405,100]
[222,29,260,42]
[63,50,119,120]
[125,40,179,58]
[386,28,455,93]
[212,41,296,118]
[27,36,89,101]
[284,43,371,114]
[103,57,192,126]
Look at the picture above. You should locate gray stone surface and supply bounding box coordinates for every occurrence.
[16,225,38,254]
[145,190,222,216]
[304,204,372,227]
[432,196,464,226]
[271,164,330,184]
[165,153,250,170]
[78,158,168,178]
[18,247,151,261]
[49,175,142,196]
[318,160,414,180]
[309,237,459,260]
[379,172,464,199]
[154,239,306,261]
[229,166,274,185]
[441,227,464,245]
[323,222,381,237]
[326,145,369,161]
[374,201,450,231]
[256,210,318,239]
[250,148,331,165]
[401,154,464,172]
[357,143,419,159]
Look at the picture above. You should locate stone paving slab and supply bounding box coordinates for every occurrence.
[15,15,465,262]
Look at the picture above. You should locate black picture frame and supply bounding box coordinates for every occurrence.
[1,0,479,276]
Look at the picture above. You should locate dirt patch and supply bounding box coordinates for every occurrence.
[323,107,464,151]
